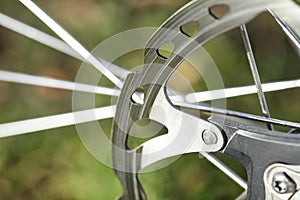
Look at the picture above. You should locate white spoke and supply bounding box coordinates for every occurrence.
[0,13,81,59]
[19,0,123,88]
[185,79,300,103]
[235,191,247,200]
[0,105,116,138]
[0,70,120,96]
[175,101,300,128]
[0,13,129,79]
[268,9,300,55]
[201,152,248,190]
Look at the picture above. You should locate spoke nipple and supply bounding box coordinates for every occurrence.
[202,129,218,145]
[272,172,296,194]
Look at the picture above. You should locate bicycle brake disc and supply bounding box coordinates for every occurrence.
[112,0,300,199]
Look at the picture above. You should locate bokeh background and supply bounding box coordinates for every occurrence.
[0,0,299,199]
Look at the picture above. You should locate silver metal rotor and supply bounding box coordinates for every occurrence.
[112,0,300,200]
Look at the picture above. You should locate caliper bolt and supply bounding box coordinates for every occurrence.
[202,129,217,145]
[272,172,296,194]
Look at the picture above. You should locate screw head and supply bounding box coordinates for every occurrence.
[272,172,296,194]
[202,130,218,145]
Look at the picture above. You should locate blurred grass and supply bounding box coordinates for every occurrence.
[0,0,299,199]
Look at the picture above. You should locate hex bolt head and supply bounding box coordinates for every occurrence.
[272,172,296,194]
[202,130,218,145]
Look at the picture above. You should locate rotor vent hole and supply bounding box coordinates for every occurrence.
[131,86,145,105]
[180,21,200,37]
[209,4,230,19]
[157,42,175,59]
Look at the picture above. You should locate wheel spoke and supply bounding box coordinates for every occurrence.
[174,101,300,129]
[0,13,129,79]
[0,70,120,96]
[0,13,81,59]
[235,190,247,200]
[268,10,300,55]
[2,66,298,103]
[201,152,247,189]
[18,0,123,88]
[185,78,300,102]
[240,24,273,130]
[0,105,115,138]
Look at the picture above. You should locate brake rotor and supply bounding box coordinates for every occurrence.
[112,0,300,199]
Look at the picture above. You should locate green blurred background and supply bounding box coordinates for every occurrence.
[0,0,299,199]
